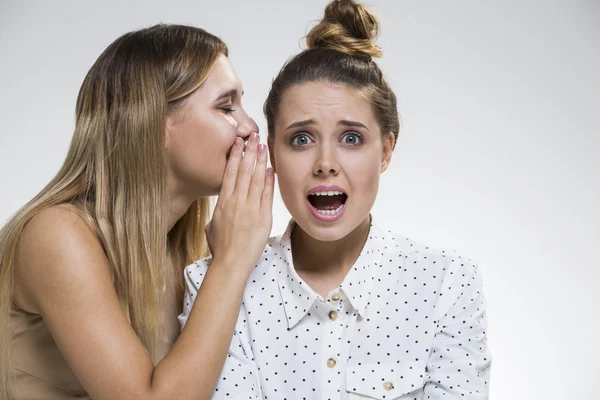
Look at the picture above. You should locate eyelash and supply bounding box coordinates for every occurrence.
[290,133,313,147]
[341,132,363,145]
[219,105,236,114]
[289,132,363,147]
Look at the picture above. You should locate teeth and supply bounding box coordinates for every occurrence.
[316,204,344,216]
[312,190,344,196]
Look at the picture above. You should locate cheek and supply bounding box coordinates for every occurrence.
[346,151,382,194]
[274,150,309,200]
[188,116,238,167]
[167,116,236,185]
[276,160,301,195]
[201,115,236,147]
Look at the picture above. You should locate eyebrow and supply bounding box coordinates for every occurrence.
[338,119,369,130]
[286,119,315,130]
[215,88,240,102]
[285,119,369,130]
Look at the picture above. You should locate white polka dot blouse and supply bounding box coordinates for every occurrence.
[179,220,491,399]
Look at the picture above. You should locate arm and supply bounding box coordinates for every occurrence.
[424,257,491,399]
[180,262,261,400]
[154,257,257,399]
[14,136,273,400]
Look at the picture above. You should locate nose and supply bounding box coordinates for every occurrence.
[236,110,259,140]
[313,145,339,177]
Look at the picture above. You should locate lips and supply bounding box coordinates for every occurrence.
[306,185,348,221]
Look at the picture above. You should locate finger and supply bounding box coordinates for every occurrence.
[218,137,244,200]
[234,132,259,200]
[261,167,275,212]
[247,143,268,204]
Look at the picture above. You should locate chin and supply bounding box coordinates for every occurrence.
[302,225,348,242]
[292,211,362,243]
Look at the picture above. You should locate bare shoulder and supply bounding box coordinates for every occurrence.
[14,204,111,313]
[22,203,99,248]
[11,205,160,398]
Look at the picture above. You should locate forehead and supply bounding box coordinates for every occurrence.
[197,54,242,98]
[278,81,375,124]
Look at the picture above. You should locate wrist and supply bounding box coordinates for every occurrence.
[210,254,255,279]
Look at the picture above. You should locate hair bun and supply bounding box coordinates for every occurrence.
[306,0,383,59]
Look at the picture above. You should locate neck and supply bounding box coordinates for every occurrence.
[291,215,372,278]
[168,194,195,231]
[167,177,198,231]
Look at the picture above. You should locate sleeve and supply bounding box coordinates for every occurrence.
[178,258,262,399]
[210,329,262,399]
[178,258,211,330]
[424,255,492,399]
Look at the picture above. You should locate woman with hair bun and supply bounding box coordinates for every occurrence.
[181,1,491,398]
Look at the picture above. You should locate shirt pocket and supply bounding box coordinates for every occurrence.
[345,362,428,399]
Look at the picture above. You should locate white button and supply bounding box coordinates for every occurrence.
[328,310,338,321]
[331,292,341,301]
[383,381,394,391]
[326,358,337,368]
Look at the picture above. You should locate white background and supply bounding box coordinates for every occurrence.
[1,1,598,398]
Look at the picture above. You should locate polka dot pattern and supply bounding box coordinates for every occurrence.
[179,220,491,399]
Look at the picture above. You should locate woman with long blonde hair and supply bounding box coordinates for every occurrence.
[0,24,274,399]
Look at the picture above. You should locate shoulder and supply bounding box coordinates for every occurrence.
[21,204,100,250]
[373,224,484,314]
[183,233,284,293]
[14,204,110,313]
[373,224,481,285]
[182,257,211,293]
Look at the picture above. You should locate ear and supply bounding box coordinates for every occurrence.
[165,114,177,149]
[380,132,395,173]
[267,136,277,173]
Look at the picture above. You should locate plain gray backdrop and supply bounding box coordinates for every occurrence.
[1,1,598,398]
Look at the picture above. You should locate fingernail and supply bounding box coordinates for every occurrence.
[258,144,266,155]
[234,137,243,148]
[267,168,274,177]
[250,132,259,143]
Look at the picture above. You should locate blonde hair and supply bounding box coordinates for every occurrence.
[0,24,226,398]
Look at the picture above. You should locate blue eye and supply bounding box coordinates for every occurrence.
[291,133,313,146]
[342,132,362,145]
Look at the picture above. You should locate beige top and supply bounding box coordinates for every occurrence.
[9,269,182,399]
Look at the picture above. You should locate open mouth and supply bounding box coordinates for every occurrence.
[307,190,348,217]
